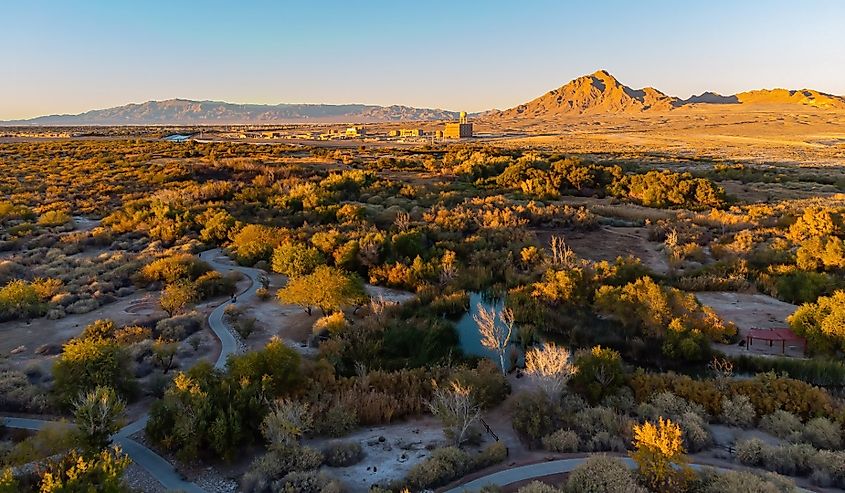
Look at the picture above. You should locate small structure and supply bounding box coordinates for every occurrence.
[746,328,806,355]
[345,126,366,138]
[444,111,473,139]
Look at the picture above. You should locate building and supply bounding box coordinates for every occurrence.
[345,126,366,138]
[443,111,473,139]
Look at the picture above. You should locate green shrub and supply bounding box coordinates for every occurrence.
[720,395,756,428]
[760,411,803,442]
[802,417,842,450]
[541,429,580,453]
[323,441,364,467]
[564,454,646,493]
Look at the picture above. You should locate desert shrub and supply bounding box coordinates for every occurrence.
[139,254,210,285]
[404,446,472,490]
[475,441,508,468]
[760,411,803,442]
[155,311,203,341]
[517,482,561,493]
[571,346,625,404]
[449,359,511,409]
[541,429,580,453]
[511,391,560,445]
[52,337,136,406]
[273,471,342,493]
[323,441,364,467]
[736,439,817,477]
[1,422,78,466]
[312,312,348,336]
[314,405,358,438]
[564,454,646,493]
[720,394,756,428]
[194,270,238,299]
[0,279,46,321]
[66,298,100,314]
[696,468,797,493]
[802,417,842,450]
[0,370,50,413]
[241,445,324,493]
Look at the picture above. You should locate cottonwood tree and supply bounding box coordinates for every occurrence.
[427,381,481,447]
[474,303,514,375]
[277,265,367,315]
[524,342,576,398]
[73,386,126,452]
[631,417,692,493]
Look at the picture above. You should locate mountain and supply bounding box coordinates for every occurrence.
[490,70,845,120]
[493,70,680,119]
[3,99,461,125]
[734,89,845,109]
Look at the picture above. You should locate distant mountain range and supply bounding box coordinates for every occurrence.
[5,71,845,126]
[489,70,845,119]
[2,99,462,125]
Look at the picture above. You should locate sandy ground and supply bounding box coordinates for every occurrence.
[536,226,670,275]
[695,291,803,358]
[306,416,447,492]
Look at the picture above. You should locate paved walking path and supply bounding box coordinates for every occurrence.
[2,249,260,493]
[443,456,815,493]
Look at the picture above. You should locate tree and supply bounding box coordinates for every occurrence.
[427,381,481,447]
[261,399,313,450]
[271,241,324,277]
[571,346,625,404]
[73,386,126,451]
[788,290,845,354]
[524,343,576,398]
[631,417,691,493]
[473,303,514,375]
[277,265,367,315]
[53,337,136,406]
[152,338,179,374]
[159,281,197,317]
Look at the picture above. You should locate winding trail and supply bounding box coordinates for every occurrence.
[1,248,261,493]
[443,456,816,493]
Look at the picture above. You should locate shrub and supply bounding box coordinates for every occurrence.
[155,311,203,341]
[571,346,625,404]
[274,471,342,493]
[541,429,580,453]
[517,482,562,493]
[404,446,472,490]
[312,312,348,336]
[323,441,364,467]
[720,395,755,428]
[52,337,136,406]
[474,441,508,468]
[0,369,50,413]
[241,445,325,493]
[696,468,798,493]
[564,454,646,493]
[450,359,511,409]
[760,411,803,441]
[511,391,559,445]
[315,405,358,437]
[802,417,842,450]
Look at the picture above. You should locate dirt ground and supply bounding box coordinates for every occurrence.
[695,291,804,358]
[536,226,670,275]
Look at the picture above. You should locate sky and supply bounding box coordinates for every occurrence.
[2,0,845,119]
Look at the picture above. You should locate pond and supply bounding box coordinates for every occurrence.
[454,291,523,370]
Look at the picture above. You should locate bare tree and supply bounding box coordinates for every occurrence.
[550,235,576,267]
[524,342,576,398]
[427,381,481,447]
[708,356,734,391]
[394,211,411,232]
[474,303,514,375]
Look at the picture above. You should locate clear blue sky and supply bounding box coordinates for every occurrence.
[3,0,845,119]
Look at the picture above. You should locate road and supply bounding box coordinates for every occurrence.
[443,456,816,493]
[198,248,264,369]
[2,249,261,493]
